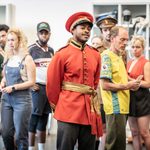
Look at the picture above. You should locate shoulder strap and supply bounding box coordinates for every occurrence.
[20,54,29,64]
[1,59,9,68]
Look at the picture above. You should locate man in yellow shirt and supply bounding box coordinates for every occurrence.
[95,16,117,150]
[100,26,141,150]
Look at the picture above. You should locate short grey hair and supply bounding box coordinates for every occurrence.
[110,26,127,38]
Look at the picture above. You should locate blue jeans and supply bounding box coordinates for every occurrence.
[1,91,32,150]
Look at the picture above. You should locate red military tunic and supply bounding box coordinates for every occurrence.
[46,40,100,126]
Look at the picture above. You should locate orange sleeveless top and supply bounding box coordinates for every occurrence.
[127,56,148,80]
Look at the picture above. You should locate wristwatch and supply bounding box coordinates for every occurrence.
[12,86,16,92]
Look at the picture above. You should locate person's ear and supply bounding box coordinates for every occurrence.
[71,27,75,35]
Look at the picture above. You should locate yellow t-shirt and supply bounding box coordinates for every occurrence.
[100,50,129,115]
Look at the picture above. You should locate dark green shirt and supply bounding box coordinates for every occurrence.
[0,54,4,81]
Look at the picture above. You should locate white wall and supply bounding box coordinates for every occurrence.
[92,0,150,4]
[1,0,149,50]
[0,0,93,50]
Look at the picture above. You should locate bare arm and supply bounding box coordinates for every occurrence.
[1,55,36,93]
[101,78,141,92]
[0,76,6,89]
[14,55,36,90]
[140,61,150,88]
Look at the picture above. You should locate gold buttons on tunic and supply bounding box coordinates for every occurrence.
[82,50,88,84]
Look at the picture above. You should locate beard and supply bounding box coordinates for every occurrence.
[0,43,5,50]
[38,39,48,46]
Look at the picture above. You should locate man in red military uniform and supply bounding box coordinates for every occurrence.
[46,12,102,150]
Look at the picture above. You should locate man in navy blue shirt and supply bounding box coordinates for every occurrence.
[28,22,54,150]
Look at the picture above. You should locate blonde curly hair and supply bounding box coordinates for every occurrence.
[4,28,29,63]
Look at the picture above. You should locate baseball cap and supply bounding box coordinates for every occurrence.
[37,22,50,32]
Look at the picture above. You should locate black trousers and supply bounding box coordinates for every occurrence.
[57,121,96,150]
